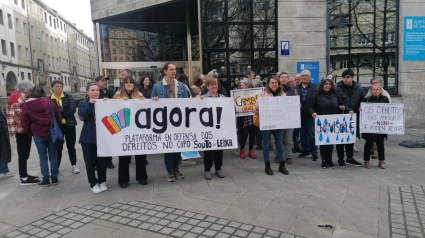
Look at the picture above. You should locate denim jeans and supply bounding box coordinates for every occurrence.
[164,153,181,172]
[272,129,293,158]
[262,129,285,163]
[300,116,318,157]
[33,135,58,181]
[0,160,10,174]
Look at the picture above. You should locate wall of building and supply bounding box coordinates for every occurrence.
[0,0,97,96]
[395,0,425,128]
[277,0,327,77]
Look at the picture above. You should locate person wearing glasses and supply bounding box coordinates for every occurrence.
[335,69,365,167]
[113,76,148,188]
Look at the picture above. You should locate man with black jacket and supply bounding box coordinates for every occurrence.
[95,76,115,169]
[335,69,364,167]
[50,80,80,174]
[295,70,318,161]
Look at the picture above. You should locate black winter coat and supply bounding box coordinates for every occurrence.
[296,82,317,117]
[99,87,114,99]
[336,81,364,112]
[283,85,298,96]
[361,95,390,140]
[309,90,346,116]
[50,92,77,127]
[0,106,12,163]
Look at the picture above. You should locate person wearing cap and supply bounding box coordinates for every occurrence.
[94,75,115,169]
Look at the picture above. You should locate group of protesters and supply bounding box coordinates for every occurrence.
[0,62,393,194]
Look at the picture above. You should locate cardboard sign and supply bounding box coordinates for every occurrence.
[360,103,405,134]
[315,114,357,145]
[258,96,301,130]
[231,88,264,117]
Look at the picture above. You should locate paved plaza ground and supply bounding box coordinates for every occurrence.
[1,123,425,238]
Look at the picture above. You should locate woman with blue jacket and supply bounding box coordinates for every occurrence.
[78,83,108,194]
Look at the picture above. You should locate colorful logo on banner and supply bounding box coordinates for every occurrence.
[316,114,355,144]
[101,108,131,135]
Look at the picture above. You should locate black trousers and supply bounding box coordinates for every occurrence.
[118,155,148,184]
[319,145,334,161]
[57,125,77,168]
[364,136,385,161]
[241,125,255,149]
[204,150,223,172]
[336,143,354,160]
[81,144,108,187]
[293,128,301,149]
[255,126,262,147]
[16,133,32,178]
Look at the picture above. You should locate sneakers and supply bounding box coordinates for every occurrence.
[39,180,51,187]
[364,161,370,169]
[326,160,335,168]
[299,152,311,158]
[72,165,80,174]
[346,158,362,166]
[286,157,293,164]
[312,156,318,161]
[51,178,59,185]
[321,161,328,169]
[0,172,15,178]
[20,176,40,186]
[107,161,115,169]
[91,184,102,194]
[167,172,176,182]
[215,170,225,178]
[338,160,346,168]
[99,182,108,191]
[204,171,212,180]
[182,160,197,166]
[379,161,386,169]
[174,170,184,179]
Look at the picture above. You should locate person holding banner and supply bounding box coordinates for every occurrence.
[78,83,109,194]
[309,78,352,169]
[237,78,257,159]
[113,76,148,188]
[152,63,190,182]
[198,76,227,180]
[360,84,391,169]
[254,76,289,176]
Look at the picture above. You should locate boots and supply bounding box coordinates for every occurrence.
[265,162,273,175]
[248,149,256,159]
[278,161,289,175]
[240,149,246,159]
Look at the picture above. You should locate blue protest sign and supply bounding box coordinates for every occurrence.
[280,41,290,56]
[297,61,320,85]
[403,16,425,61]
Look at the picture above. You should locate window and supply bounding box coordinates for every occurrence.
[54,19,56,29]
[21,0,25,9]
[23,22,27,35]
[31,25,34,38]
[15,18,19,32]
[33,50,36,62]
[49,15,52,27]
[18,45,21,58]
[10,43,15,57]
[21,72,24,80]
[7,14,12,29]
[0,10,4,25]
[28,73,31,81]
[25,48,29,60]
[1,40,6,55]
[14,0,18,5]
[44,12,47,23]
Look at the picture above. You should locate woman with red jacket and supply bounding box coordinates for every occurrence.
[21,86,62,187]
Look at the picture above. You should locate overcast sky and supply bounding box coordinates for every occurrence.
[41,0,94,39]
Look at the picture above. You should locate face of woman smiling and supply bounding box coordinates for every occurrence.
[124,81,134,91]
[323,81,332,92]
[268,78,279,91]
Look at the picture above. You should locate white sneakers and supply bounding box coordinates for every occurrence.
[0,172,15,179]
[72,165,80,174]
[91,183,107,194]
[99,182,107,191]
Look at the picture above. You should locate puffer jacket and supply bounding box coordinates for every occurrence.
[21,98,62,138]
[309,90,346,115]
[336,81,364,112]
[78,99,96,144]
[50,92,77,127]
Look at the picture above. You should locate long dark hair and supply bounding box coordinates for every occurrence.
[264,76,283,95]
[141,76,153,89]
[317,78,336,95]
[116,76,142,99]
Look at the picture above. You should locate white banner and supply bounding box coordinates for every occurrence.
[258,96,301,130]
[360,103,405,135]
[315,114,357,145]
[230,88,264,117]
[95,98,238,156]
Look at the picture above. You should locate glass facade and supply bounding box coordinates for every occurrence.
[328,0,399,95]
[202,0,278,91]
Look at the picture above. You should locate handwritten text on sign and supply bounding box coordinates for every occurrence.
[231,88,264,117]
[258,96,301,130]
[95,98,238,156]
[360,103,405,134]
[315,114,357,145]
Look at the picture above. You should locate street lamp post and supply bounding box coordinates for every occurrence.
[326,3,353,74]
